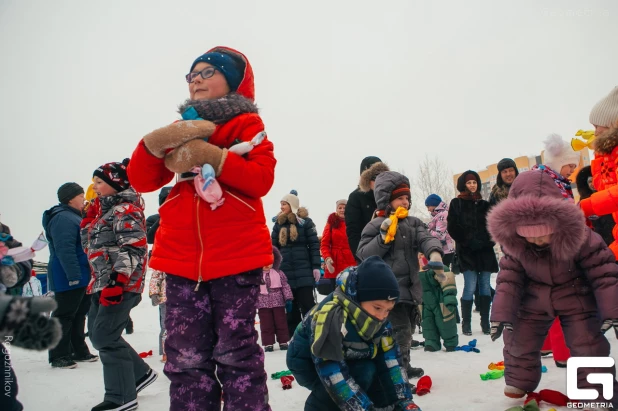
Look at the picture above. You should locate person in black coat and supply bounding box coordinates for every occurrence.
[146,186,173,246]
[576,165,615,247]
[272,190,321,335]
[345,158,389,261]
[447,170,498,337]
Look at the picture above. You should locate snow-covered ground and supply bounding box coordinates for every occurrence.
[12,273,618,410]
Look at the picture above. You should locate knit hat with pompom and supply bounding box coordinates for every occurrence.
[281,190,300,214]
[542,134,579,172]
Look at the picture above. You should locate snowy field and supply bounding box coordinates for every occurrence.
[12,273,618,411]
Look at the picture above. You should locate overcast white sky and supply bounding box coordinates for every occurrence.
[1,0,616,261]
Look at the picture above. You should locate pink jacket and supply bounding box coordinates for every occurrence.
[487,170,618,325]
[257,247,293,309]
[427,201,455,255]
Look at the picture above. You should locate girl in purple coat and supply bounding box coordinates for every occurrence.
[487,170,618,406]
[257,247,293,352]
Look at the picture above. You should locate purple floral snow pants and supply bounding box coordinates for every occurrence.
[164,271,271,411]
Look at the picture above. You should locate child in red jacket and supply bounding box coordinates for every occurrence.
[128,47,275,411]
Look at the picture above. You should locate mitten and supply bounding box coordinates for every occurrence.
[164,139,226,175]
[151,294,161,306]
[0,265,19,288]
[285,300,293,314]
[416,375,432,396]
[281,375,294,390]
[325,258,335,274]
[313,269,321,283]
[491,321,513,341]
[143,120,216,158]
[601,319,618,338]
[0,294,61,351]
[380,219,393,242]
[100,273,127,306]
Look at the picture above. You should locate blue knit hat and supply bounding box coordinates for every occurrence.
[190,51,243,92]
[425,194,442,207]
[356,256,399,303]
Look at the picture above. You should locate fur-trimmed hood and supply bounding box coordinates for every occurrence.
[272,245,282,270]
[327,212,344,229]
[373,171,410,211]
[456,170,482,193]
[487,170,587,261]
[359,162,390,192]
[593,124,618,155]
[276,207,309,247]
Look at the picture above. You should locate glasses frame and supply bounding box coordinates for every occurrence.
[185,66,219,83]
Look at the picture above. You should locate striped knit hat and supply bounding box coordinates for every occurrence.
[590,86,618,128]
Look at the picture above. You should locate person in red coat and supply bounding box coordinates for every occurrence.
[127,47,275,411]
[320,199,357,294]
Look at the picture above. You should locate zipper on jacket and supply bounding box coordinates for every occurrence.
[195,194,205,291]
[225,190,256,211]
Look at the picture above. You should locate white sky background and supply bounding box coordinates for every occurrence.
[1,0,616,262]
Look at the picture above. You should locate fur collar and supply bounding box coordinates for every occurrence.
[490,183,510,203]
[359,162,390,192]
[593,125,618,155]
[327,212,344,229]
[277,207,309,247]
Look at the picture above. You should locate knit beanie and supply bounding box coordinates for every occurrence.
[542,134,580,172]
[93,158,131,193]
[281,190,300,214]
[425,194,442,207]
[497,158,518,173]
[516,224,553,238]
[57,182,84,204]
[336,199,347,207]
[465,174,477,182]
[390,183,411,202]
[356,256,399,303]
[590,86,618,128]
[360,156,382,175]
[190,51,244,92]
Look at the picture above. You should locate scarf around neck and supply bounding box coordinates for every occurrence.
[177,93,258,125]
[260,269,282,295]
[375,207,408,244]
[311,287,384,362]
[532,164,574,200]
[457,191,482,201]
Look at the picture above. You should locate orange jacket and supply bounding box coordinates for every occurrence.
[320,213,356,279]
[579,145,618,258]
[128,47,276,284]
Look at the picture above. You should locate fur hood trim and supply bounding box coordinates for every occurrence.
[327,212,343,229]
[456,170,481,193]
[272,246,282,270]
[593,124,618,155]
[359,162,390,192]
[487,170,586,261]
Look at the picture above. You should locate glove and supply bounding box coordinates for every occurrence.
[601,319,618,338]
[394,399,422,410]
[0,294,61,350]
[380,218,393,242]
[68,280,80,287]
[490,321,513,341]
[285,300,293,314]
[164,139,226,175]
[0,265,19,288]
[151,294,161,306]
[100,273,127,307]
[325,258,335,274]
[313,269,321,283]
[143,120,216,158]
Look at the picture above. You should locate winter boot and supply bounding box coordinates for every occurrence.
[136,368,158,394]
[445,346,456,352]
[51,357,78,369]
[264,345,274,352]
[406,364,425,379]
[504,385,526,399]
[555,361,567,368]
[279,343,288,351]
[479,295,492,335]
[461,298,473,336]
[72,353,99,362]
[424,346,439,352]
[91,399,138,411]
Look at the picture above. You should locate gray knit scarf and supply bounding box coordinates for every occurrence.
[177,93,258,124]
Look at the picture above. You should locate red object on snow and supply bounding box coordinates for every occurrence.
[416,375,432,396]
[138,350,153,358]
[540,319,571,362]
[281,375,294,390]
[524,389,569,406]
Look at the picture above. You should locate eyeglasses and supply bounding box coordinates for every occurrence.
[185,67,219,83]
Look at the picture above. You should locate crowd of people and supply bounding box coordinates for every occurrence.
[1,45,618,411]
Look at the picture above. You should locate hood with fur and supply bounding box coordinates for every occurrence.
[593,124,618,155]
[373,171,410,211]
[272,245,282,270]
[327,212,344,229]
[359,162,390,192]
[487,170,586,261]
[456,170,482,193]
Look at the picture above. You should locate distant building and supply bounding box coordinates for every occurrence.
[453,150,591,201]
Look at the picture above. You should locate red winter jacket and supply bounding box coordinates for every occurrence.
[320,213,356,279]
[128,47,276,284]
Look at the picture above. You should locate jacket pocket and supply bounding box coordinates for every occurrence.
[225,190,257,212]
